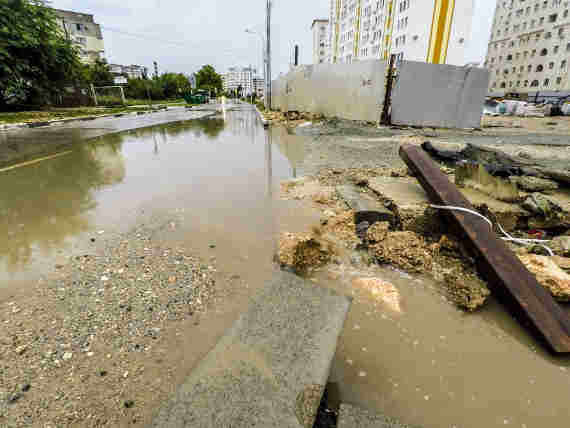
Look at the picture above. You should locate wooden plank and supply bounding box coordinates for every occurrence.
[399,144,570,354]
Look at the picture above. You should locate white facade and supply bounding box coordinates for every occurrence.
[485,0,570,93]
[53,8,105,64]
[109,64,148,79]
[222,67,262,95]
[328,0,474,66]
[312,19,330,64]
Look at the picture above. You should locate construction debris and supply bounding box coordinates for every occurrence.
[400,143,570,354]
[518,255,570,302]
[276,232,333,275]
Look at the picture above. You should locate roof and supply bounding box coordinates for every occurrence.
[311,19,329,29]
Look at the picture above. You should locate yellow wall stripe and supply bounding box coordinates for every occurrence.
[333,0,341,63]
[427,0,456,64]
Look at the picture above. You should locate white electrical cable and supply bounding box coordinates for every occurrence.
[429,204,555,256]
[429,204,493,228]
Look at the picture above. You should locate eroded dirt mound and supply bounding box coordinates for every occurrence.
[276,232,333,275]
[370,231,435,274]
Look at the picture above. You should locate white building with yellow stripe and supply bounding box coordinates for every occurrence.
[328,0,475,66]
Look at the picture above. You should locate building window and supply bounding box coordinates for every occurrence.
[507,54,513,61]
[540,48,548,56]
[528,65,533,72]
[565,10,569,18]
[501,82,506,88]
[516,80,521,87]
[545,32,552,40]
[520,65,524,72]
[524,80,529,87]
[554,45,560,53]
[549,14,558,23]
[550,62,555,69]
[567,42,570,51]
[531,49,537,57]
[559,28,566,38]
[76,23,82,31]
[557,77,563,85]
[539,17,545,25]
[531,80,539,87]
[562,60,568,69]
[544,78,550,87]
[536,64,544,72]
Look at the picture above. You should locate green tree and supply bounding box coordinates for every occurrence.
[0,0,81,109]
[159,73,191,98]
[195,65,223,93]
[80,59,114,86]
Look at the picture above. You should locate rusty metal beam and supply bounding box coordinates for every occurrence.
[400,144,570,354]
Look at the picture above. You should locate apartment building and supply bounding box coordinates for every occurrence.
[109,64,148,79]
[312,19,330,64]
[485,0,570,93]
[53,9,105,64]
[222,67,262,95]
[328,0,474,66]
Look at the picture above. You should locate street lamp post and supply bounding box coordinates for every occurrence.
[246,0,271,111]
[245,29,266,108]
[265,0,271,111]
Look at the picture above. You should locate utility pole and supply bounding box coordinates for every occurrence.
[265,0,272,110]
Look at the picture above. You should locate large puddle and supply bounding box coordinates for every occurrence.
[1,107,569,427]
[0,107,309,284]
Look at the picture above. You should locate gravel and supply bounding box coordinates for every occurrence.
[0,222,217,427]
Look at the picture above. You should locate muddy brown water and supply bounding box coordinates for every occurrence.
[1,107,569,427]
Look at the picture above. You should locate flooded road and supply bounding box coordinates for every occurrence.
[0,106,311,284]
[2,106,570,427]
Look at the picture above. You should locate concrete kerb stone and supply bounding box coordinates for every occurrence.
[151,271,351,428]
[0,107,180,133]
[338,404,420,428]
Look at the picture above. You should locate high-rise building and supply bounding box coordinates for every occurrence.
[53,9,105,64]
[328,0,474,66]
[222,67,263,96]
[312,19,330,64]
[485,0,570,93]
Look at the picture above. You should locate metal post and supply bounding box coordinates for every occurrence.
[120,86,126,105]
[265,0,272,111]
[90,84,98,106]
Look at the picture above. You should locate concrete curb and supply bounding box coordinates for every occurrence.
[0,107,177,133]
[255,106,270,128]
[151,271,351,427]
[338,404,421,428]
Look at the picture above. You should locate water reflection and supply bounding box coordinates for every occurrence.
[0,141,125,272]
[102,117,226,141]
[0,109,304,280]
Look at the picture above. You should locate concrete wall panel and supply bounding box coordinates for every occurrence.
[272,60,387,122]
[391,61,489,129]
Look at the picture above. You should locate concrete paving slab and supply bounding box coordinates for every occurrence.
[151,271,351,428]
[338,404,420,428]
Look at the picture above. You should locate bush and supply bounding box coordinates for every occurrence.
[97,95,124,107]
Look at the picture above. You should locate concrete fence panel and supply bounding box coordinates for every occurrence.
[390,61,490,129]
[272,60,387,122]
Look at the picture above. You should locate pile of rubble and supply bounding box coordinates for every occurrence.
[276,142,570,312]
[262,110,326,127]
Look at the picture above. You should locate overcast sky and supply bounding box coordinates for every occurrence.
[49,0,497,77]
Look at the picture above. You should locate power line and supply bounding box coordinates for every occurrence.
[101,26,188,47]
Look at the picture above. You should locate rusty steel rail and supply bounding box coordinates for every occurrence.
[400,144,570,354]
